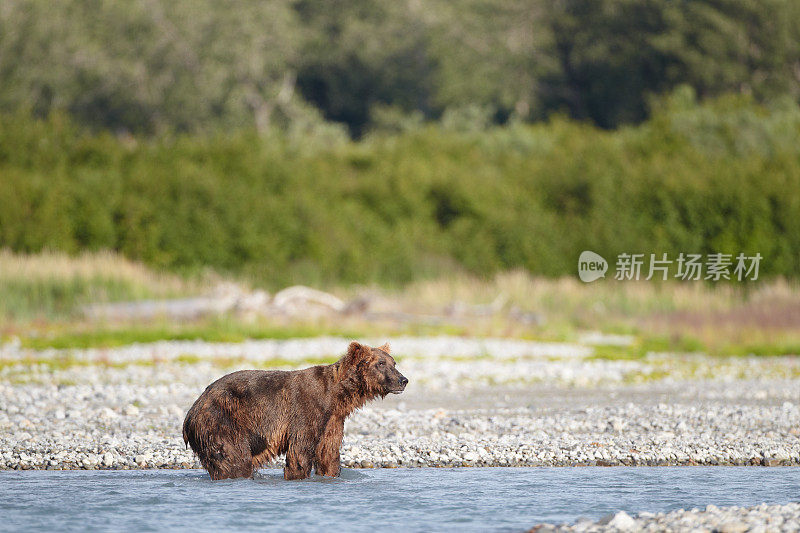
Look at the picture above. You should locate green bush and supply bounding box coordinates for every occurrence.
[0,91,798,287]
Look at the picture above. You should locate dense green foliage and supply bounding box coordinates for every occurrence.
[1,89,798,286]
[1,0,799,135]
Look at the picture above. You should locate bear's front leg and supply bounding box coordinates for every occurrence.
[284,437,314,480]
[315,450,340,477]
[314,418,344,477]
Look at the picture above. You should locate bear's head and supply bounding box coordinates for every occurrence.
[340,341,408,398]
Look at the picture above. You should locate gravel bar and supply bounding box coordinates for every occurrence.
[1,337,799,471]
[530,503,800,532]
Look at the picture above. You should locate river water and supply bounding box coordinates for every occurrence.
[1,467,798,532]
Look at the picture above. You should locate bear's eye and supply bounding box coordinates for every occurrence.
[377,360,386,368]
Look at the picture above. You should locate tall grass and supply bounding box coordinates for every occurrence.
[0,250,195,320]
[1,250,798,356]
[395,271,800,353]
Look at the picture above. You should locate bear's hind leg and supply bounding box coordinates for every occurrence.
[229,460,255,480]
[209,457,253,480]
[206,439,254,480]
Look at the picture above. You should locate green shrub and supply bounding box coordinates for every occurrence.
[0,92,798,287]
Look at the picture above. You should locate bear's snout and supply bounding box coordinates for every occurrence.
[389,372,408,394]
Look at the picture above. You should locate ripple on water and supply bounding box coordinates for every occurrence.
[0,467,798,532]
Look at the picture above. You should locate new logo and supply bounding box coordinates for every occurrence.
[578,251,608,282]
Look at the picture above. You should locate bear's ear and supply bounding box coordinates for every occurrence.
[378,342,391,354]
[339,341,371,379]
[346,341,370,360]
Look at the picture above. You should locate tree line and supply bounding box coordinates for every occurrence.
[1,0,798,137]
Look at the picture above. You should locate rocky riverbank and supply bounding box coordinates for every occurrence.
[530,502,800,532]
[1,337,798,471]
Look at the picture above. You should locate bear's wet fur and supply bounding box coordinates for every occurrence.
[182,341,408,480]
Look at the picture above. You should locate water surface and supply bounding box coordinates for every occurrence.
[1,467,798,532]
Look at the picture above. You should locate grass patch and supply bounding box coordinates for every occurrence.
[18,319,366,350]
[175,354,337,368]
[589,345,646,361]
[589,333,800,361]
[639,335,706,354]
[0,356,136,372]
[256,357,337,368]
[589,334,706,360]
[1,354,340,374]
[623,369,672,384]
[723,342,800,357]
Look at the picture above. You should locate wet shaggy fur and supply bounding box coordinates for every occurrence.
[183,341,408,480]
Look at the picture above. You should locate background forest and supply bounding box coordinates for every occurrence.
[1,0,799,286]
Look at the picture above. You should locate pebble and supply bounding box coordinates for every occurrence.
[530,503,800,532]
[602,511,636,531]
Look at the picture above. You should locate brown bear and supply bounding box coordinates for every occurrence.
[182,341,407,480]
